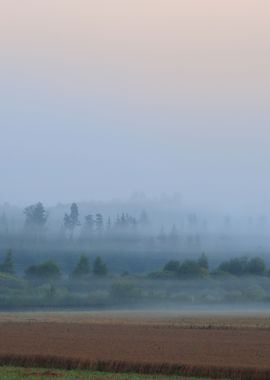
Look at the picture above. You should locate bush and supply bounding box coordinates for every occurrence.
[163,260,180,273]
[178,260,204,277]
[148,271,175,279]
[218,256,267,276]
[163,256,209,278]
[25,261,61,281]
[0,273,23,289]
[247,257,266,275]
[111,281,142,301]
[242,285,267,301]
[219,257,249,275]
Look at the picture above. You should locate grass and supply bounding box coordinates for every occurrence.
[0,367,220,380]
[0,356,264,380]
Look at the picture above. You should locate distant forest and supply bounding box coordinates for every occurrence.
[0,200,270,309]
[0,201,184,246]
[0,199,270,276]
[1,248,270,310]
[0,200,269,246]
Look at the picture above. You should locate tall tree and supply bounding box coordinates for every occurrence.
[198,253,209,271]
[64,203,80,240]
[0,249,14,275]
[93,256,108,276]
[81,214,94,239]
[157,226,167,244]
[72,255,91,278]
[24,202,48,240]
[95,213,103,235]
[168,225,179,245]
[106,217,112,234]
[24,202,47,228]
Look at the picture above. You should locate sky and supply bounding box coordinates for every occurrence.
[0,0,270,212]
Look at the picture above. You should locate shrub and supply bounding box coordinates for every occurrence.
[247,257,266,275]
[0,273,23,289]
[178,260,203,277]
[25,261,61,281]
[218,256,267,276]
[148,271,175,279]
[111,281,142,301]
[218,257,249,275]
[163,260,180,273]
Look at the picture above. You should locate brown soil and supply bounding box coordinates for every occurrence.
[1,311,270,329]
[0,313,270,379]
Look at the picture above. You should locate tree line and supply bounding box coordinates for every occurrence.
[0,250,108,281]
[0,202,216,250]
[23,202,150,240]
[1,202,196,244]
[159,255,268,278]
[1,249,269,281]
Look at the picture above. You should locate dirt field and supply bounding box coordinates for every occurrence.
[0,312,270,379]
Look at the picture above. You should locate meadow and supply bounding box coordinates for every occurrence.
[0,367,223,380]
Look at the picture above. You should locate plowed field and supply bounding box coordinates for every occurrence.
[0,312,270,379]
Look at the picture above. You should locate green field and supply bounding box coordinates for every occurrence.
[0,367,220,380]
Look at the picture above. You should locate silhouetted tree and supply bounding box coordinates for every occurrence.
[168,225,179,245]
[0,249,14,275]
[95,213,103,235]
[64,203,80,239]
[46,284,56,298]
[93,256,107,276]
[111,281,142,300]
[24,202,47,228]
[106,217,112,234]
[178,260,203,277]
[127,215,137,232]
[24,202,48,240]
[157,227,167,244]
[247,257,266,275]
[72,255,91,278]
[25,261,61,281]
[163,260,180,273]
[208,256,266,276]
[219,257,249,275]
[198,253,209,271]
[81,214,94,239]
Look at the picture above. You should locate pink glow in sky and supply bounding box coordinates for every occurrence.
[0,1,270,210]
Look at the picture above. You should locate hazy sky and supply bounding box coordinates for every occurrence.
[0,1,270,211]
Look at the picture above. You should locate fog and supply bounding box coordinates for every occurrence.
[0,198,270,310]
[1,1,270,311]
[1,113,270,214]
[0,1,270,214]
[1,198,270,268]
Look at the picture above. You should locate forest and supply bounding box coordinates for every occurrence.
[0,200,270,309]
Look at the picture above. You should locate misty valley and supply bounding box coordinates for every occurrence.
[0,200,270,310]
